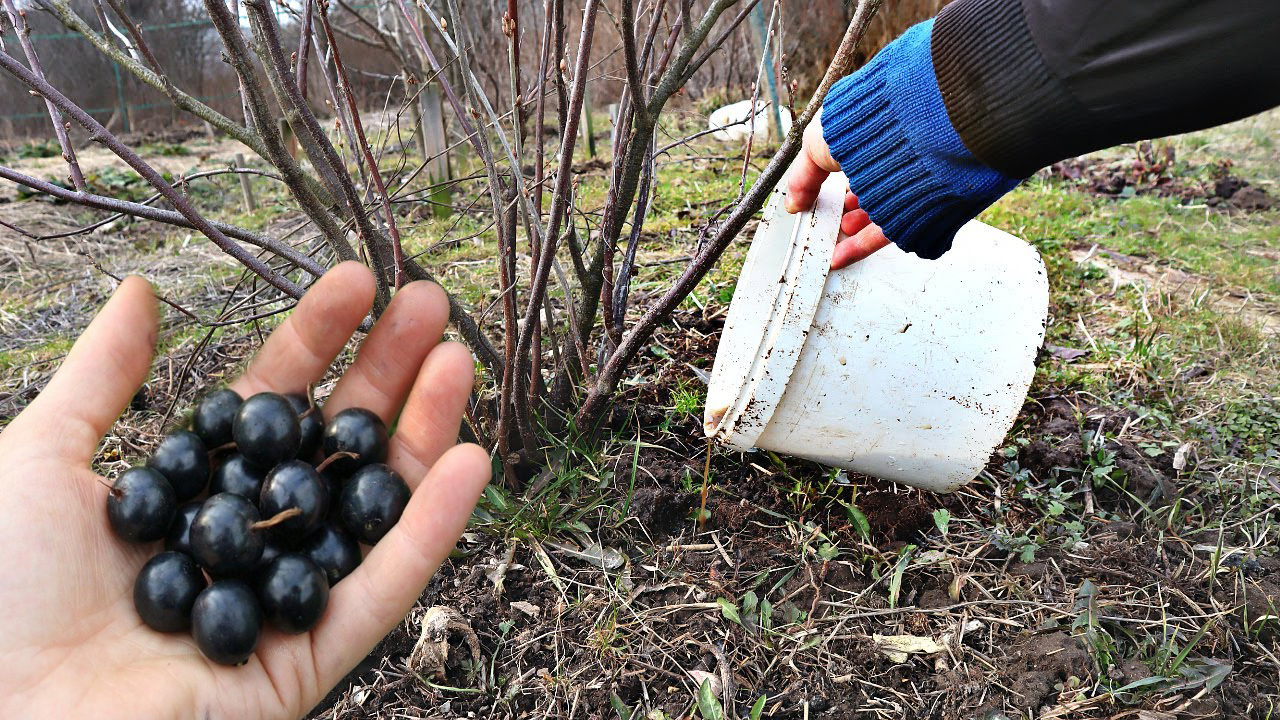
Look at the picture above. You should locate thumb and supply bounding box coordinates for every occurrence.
[12,276,158,462]
[785,110,841,214]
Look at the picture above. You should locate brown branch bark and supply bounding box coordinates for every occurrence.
[296,0,314,102]
[102,0,163,76]
[0,165,324,277]
[512,0,601,427]
[315,2,407,289]
[576,0,884,429]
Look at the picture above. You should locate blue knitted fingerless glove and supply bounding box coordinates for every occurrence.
[821,19,1021,259]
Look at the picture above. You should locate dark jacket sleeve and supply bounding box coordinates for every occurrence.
[932,0,1280,178]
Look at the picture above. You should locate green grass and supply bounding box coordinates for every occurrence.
[985,180,1280,296]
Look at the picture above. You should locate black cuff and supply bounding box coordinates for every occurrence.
[931,0,1091,178]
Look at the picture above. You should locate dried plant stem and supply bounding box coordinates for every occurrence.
[315,452,358,474]
[251,508,303,531]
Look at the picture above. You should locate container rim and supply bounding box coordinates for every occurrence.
[703,173,844,449]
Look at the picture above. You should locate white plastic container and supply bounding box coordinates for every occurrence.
[703,173,1049,492]
[708,100,794,143]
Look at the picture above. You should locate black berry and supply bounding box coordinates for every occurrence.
[259,460,328,540]
[190,493,264,577]
[321,408,388,476]
[209,454,267,500]
[134,551,207,632]
[257,538,287,572]
[320,466,344,518]
[165,501,203,555]
[300,524,361,586]
[191,580,262,666]
[285,393,325,461]
[107,467,177,543]
[233,392,301,469]
[146,430,210,502]
[192,388,242,448]
[256,554,329,634]
[339,464,410,545]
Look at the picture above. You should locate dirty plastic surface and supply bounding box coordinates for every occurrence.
[704,173,1049,492]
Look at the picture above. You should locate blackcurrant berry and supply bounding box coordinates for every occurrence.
[165,500,203,555]
[134,551,207,632]
[320,466,343,518]
[191,580,262,666]
[248,538,288,587]
[255,554,329,634]
[209,454,267,500]
[147,429,210,502]
[284,393,325,461]
[339,463,410,545]
[192,388,242,449]
[190,493,264,577]
[259,460,328,540]
[321,408,388,476]
[233,392,301,469]
[107,467,177,543]
[257,538,287,571]
[300,524,361,586]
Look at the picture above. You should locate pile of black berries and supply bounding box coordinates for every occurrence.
[105,388,411,666]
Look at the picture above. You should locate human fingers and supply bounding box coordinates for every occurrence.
[18,276,158,462]
[784,112,840,214]
[229,262,375,398]
[385,341,476,485]
[831,222,891,270]
[307,443,491,688]
[321,281,449,424]
[841,207,870,237]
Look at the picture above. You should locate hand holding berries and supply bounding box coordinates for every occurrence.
[0,264,488,719]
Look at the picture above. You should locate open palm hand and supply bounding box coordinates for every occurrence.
[0,262,490,720]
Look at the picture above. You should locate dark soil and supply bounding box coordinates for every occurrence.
[1048,144,1275,211]
[305,309,1280,720]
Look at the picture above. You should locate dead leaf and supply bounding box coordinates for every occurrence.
[1172,442,1193,471]
[1044,343,1089,361]
[510,600,541,618]
[407,606,485,689]
[871,634,945,663]
[543,539,626,570]
[687,669,721,696]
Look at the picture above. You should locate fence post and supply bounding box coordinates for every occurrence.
[420,83,451,217]
[110,60,131,134]
[749,2,783,142]
[233,153,257,213]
